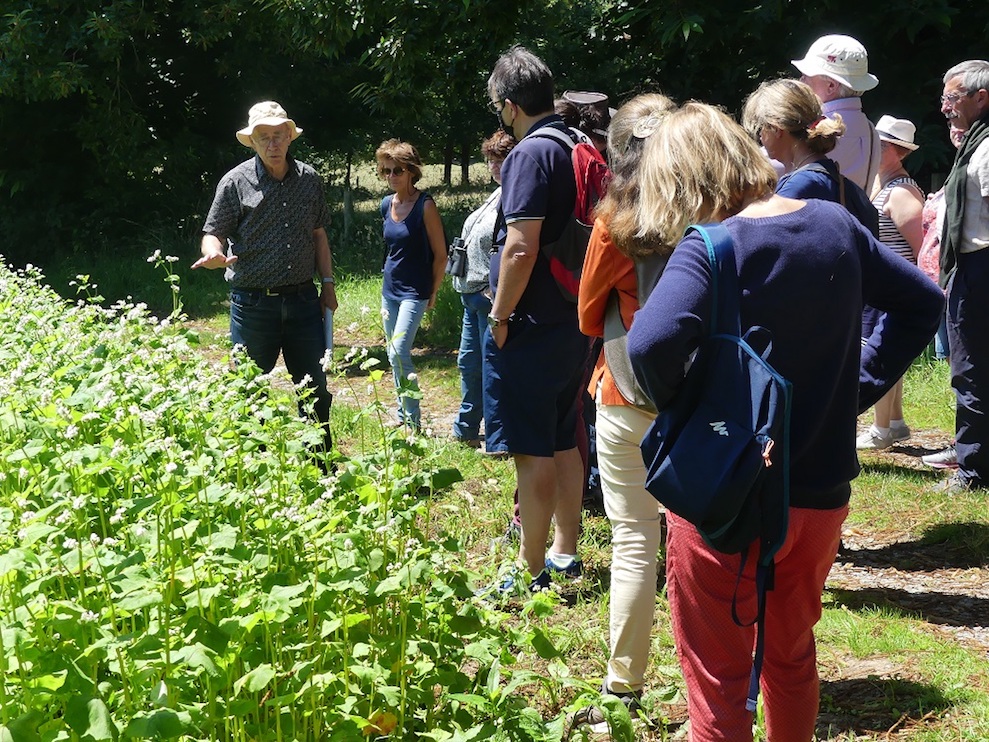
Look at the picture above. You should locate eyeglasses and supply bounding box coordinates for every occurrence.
[379,166,406,176]
[487,99,504,115]
[941,90,975,106]
[254,133,288,147]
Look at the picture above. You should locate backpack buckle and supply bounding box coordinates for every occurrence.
[762,438,775,467]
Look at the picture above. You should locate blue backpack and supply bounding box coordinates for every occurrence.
[639,223,793,712]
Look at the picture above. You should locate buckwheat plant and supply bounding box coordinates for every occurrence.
[0,259,577,741]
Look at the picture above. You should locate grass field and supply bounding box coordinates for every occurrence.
[20,164,989,740]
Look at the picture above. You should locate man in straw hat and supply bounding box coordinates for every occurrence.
[792,34,882,191]
[193,100,336,454]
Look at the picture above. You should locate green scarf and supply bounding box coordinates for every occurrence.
[940,111,989,288]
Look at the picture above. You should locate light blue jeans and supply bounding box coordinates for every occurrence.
[453,290,492,441]
[382,295,428,428]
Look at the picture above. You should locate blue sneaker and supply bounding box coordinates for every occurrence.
[478,567,550,599]
[545,554,583,578]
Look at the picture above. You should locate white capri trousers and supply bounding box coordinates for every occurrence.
[595,398,664,693]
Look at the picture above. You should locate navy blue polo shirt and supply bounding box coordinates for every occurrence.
[490,115,577,324]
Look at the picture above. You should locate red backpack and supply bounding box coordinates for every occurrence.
[530,126,611,302]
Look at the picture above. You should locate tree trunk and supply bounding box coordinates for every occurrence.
[460,140,470,186]
[343,152,353,242]
[443,140,454,185]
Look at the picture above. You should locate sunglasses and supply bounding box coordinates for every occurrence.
[379,166,406,176]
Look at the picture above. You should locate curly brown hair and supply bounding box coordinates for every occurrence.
[481,130,517,162]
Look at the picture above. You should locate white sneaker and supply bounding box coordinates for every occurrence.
[856,425,896,451]
[890,423,911,442]
[922,446,958,470]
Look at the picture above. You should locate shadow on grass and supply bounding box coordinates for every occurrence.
[817,676,950,738]
[837,521,989,570]
[829,586,989,629]
[857,459,943,480]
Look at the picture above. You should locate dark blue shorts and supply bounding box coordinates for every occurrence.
[482,317,587,457]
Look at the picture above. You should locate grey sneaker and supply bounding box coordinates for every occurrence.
[856,425,896,451]
[922,446,958,470]
[933,473,971,496]
[890,423,911,442]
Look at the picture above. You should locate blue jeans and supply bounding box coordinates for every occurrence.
[934,308,950,360]
[453,291,491,441]
[229,285,332,450]
[382,295,428,428]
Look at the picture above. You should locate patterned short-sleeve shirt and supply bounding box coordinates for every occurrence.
[202,154,329,288]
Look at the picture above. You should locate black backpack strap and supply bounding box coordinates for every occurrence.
[491,204,506,254]
[803,161,846,208]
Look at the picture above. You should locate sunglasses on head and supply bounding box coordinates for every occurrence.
[379,166,406,176]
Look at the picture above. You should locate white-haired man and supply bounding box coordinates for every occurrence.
[193,101,337,453]
[792,34,881,191]
[935,60,989,493]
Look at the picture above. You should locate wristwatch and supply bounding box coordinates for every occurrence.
[487,315,506,330]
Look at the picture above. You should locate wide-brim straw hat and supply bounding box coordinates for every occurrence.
[791,34,879,93]
[236,101,302,147]
[875,114,919,151]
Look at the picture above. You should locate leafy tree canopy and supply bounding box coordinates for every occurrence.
[1,0,987,261]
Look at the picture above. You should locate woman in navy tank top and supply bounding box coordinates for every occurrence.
[376,139,447,430]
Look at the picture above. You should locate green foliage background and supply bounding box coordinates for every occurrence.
[2,0,988,267]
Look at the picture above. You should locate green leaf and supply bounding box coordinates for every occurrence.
[595,695,635,742]
[0,549,37,578]
[430,467,463,491]
[234,663,276,696]
[122,709,191,739]
[26,670,67,691]
[116,591,162,612]
[186,615,229,654]
[65,696,117,741]
[374,572,405,596]
[174,643,220,678]
[530,628,560,659]
[5,710,43,742]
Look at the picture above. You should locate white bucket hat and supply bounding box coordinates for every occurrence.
[236,101,302,147]
[875,115,919,151]
[791,34,879,93]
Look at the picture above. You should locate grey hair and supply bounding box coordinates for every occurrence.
[943,60,989,93]
[834,82,863,98]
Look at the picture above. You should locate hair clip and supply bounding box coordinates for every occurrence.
[632,115,663,140]
[808,115,826,130]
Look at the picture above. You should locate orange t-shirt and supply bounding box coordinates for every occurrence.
[577,219,641,407]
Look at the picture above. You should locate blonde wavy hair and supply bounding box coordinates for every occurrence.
[636,102,777,249]
[375,138,424,184]
[741,78,846,156]
[595,93,678,258]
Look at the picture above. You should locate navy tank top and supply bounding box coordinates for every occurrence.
[381,192,435,301]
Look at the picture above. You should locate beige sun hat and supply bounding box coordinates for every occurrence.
[875,115,919,151]
[236,101,302,147]
[791,34,879,93]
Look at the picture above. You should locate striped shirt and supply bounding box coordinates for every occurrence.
[872,176,923,264]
